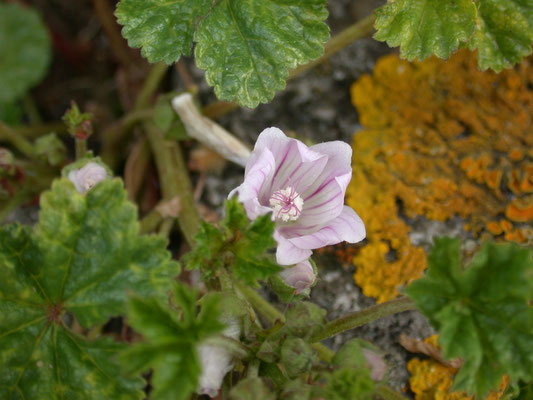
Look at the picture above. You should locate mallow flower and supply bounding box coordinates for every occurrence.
[231,127,365,265]
[68,162,108,194]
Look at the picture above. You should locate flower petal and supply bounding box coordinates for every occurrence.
[289,206,365,250]
[275,230,312,265]
[297,171,351,226]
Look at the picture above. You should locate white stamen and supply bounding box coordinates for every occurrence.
[269,186,304,222]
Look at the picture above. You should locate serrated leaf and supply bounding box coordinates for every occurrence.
[374,0,477,61]
[374,0,533,71]
[0,177,178,399]
[195,0,329,108]
[470,0,533,71]
[121,285,224,400]
[406,238,533,398]
[115,0,212,63]
[0,3,51,103]
[115,0,329,108]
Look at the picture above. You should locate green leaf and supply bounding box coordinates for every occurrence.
[0,100,23,125]
[317,367,374,400]
[121,284,224,400]
[374,0,477,60]
[229,377,276,400]
[0,177,178,399]
[115,0,212,63]
[469,0,533,71]
[0,3,51,103]
[195,0,329,108]
[185,198,280,285]
[115,0,329,108]
[406,238,533,398]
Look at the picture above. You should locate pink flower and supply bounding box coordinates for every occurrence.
[230,127,365,265]
[279,260,316,293]
[68,162,108,194]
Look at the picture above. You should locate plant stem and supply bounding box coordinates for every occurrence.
[134,62,168,111]
[144,122,200,246]
[139,209,163,234]
[75,138,87,160]
[289,14,375,78]
[201,14,375,119]
[310,297,416,343]
[0,122,36,158]
[376,384,410,400]
[236,283,285,324]
[15,122,67,139]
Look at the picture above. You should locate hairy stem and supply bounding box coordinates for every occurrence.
[202,14,375,119]
[310,297,416,343]
[145,122,200,246]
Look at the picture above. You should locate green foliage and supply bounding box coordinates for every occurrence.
[280,338,317,378]
[153,99,189,141]
[0,3,51,104]
[318,367,374,400]
[34,133,66,166]
[121,284,224,400]
[0,101,23,125]
[185,198,281,286]
[374,0,533,71]
[115,0,329,108]
[229,377,276,400]
[0,177,178,399]
[406,238,533,398]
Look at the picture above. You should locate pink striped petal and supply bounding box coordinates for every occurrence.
[289,206,365,250]
[275,230,313,265]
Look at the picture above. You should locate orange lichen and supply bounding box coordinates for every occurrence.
[346,50,533,302]
[407,336,509,400]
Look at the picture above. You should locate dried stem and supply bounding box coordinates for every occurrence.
[144,122,200,246]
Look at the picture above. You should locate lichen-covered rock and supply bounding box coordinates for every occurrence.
[347,50,533,302]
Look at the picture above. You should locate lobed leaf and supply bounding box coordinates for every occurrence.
[0,177,178,399]
[195,0,330,108]
[115,0,329,107]
[0,3,51,103]
[374,0,533,71]
[406,238,533,398]
[121,285,224,400]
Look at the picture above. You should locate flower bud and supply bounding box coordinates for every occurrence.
[68,162,107,194]
[278,260,316,293]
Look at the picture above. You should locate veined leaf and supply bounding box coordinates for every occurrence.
[115,0,212,63]
[470,0,533,71]
[195,0,329,108]
[0,3,51,103]
[374,0,533,71]
[0,178,178,399]
[374,0,477,60]
[115,0,329,108]
[121,285,224,400]
[406,238,533,398]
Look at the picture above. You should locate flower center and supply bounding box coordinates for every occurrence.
[269,186,304,222]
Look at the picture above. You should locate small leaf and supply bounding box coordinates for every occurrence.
[122,285,224,400]
[195,0,329,108]
[115,0,212,63]
[0,3,51,103]
[406,238,533,398]
[229,377,276,400]
[0,175,178,399]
